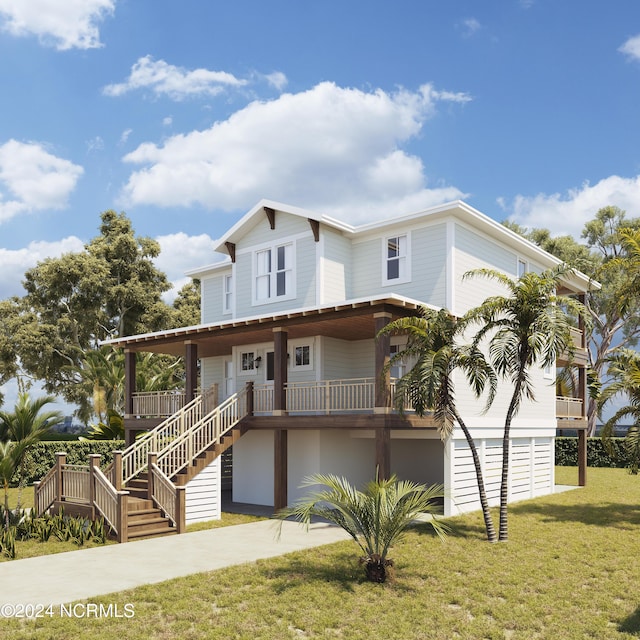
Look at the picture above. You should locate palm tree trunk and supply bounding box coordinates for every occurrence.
[453,408,497,543]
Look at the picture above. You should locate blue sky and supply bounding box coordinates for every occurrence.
[0,1,639,413]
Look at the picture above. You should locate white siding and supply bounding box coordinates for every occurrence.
[322,228,352,303]
[185,457,221,524]
[320,337,374,380]
[233,430,273,505]
[239,212,310,247]
[201,273,228,324]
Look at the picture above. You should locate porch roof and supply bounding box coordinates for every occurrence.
[101,294,437,358]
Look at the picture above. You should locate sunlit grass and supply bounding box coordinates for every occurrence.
[4,467,640,638]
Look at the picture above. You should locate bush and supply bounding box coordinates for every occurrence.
[11,440,125,486]
[555,437,628,468]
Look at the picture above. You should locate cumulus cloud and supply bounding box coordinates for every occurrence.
[620,34,640,61]
[503,175,640,238]
[0,0,115,50]
[0,236,84,299]
[0,140,83,223]
[119,81,469,223]
[103,55,250,100]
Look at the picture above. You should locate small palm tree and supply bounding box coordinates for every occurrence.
[463,266,586,541]
[0,393,63,510]
[600,349,640,473]
[278,473,447,583]
[0,441,25,529]
[377,308,498,542]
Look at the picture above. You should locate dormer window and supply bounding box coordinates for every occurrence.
[383,233,411,285]
[253,242,295,304]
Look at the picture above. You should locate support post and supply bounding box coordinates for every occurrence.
[375,427,391,480]
[176,486,186,534]
[374,312,392,412]
[246,381,254,416]
[55,452,66,503]
[274,429,288,510]
[185,341,198,403]
[112,451,123,491]
[147,453,158,500]
[273,327,288,415]
[88,454,100,518]
[578,429,587,487]
[117,491,129,543]
[124,350,136,418]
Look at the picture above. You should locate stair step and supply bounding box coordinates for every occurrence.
[127,497,153,511]
[127,509,164,523]
[127,479,149,489]
[127,525,177,540]
[128,516,170,530]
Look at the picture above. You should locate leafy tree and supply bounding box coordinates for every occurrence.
[0,393,63,510]
[504,206,640,435]
[171,279,202,327]
[464,267,585,541]
[600,349,640,473]
[377,308,498,543]
[3,211,176,415]
[0,441,24,528]
[277,473,447,583]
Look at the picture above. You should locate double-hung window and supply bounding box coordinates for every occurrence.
[254,243,293,303]
[223,274,233,314]
[383,233,410,285]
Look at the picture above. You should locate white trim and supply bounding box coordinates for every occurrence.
[446,220,455,313]
[250,240,297,306]
[316,233,324,306]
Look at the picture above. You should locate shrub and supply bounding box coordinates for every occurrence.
[555,437,628,468]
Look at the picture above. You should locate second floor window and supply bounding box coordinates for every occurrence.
[223,274,233,313]
[385,234,409,284]
[255,243,293,302]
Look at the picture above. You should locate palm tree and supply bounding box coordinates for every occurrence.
[0,393,63,510]
[377,308,498,542]
[600,349,640,473]
[463,266,585,542]
[0,441,24,528]
[277,473,447,583]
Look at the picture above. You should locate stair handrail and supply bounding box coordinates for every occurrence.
[33,463,58,516]
[157,387,248,480]
[149,462,185,533]
[92,464,126,535]
[119,392,207,486]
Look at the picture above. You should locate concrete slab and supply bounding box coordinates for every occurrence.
[0,519,350,607]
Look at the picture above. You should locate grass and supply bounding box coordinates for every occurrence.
[4,467,640,639]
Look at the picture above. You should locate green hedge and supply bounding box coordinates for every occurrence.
[13,440,125,486]
[555,437,628,468]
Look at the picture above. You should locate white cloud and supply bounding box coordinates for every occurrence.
[620,34,640,62]
[119,128,133,145]
[120,81,469,223]
[0,0,115,50]
[460,18,481,37]
[162,117,173,127]
[103,55,249,100]
[0,236,84,299]
[0,140,84,223]
[504,175,640,237]
[263,71,288,91]
[86,135,104,153]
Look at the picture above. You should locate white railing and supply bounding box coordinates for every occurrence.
[285,378,376,413]
[390,380,416,412]
[157,388,248,479]
[253,383,274,413]
[556,396,584,419]
[34,465,57,516]
[132,390,186,417]
[61,465,91,504]
[150,463,178,526]
[93,466,120,533]
[120,392,208,485]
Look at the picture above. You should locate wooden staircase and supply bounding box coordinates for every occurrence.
[126,496,177,540]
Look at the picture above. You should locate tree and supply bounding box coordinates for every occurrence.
[464,266,585,541]
[600,349,640,473]
[3,210,176,415]
[277,473,447,583]
[377,308,498,543]
[504,206,640,435]
[0,441,24,529]
[171,279,202,327]
[0,393,63,510]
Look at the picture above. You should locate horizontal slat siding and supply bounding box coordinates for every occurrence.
[323,229,351,302]
[185,457,221,524]
[201,272,227,324]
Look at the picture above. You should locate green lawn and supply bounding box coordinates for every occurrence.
[4,467,640,639]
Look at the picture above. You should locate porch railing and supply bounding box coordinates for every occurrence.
[131,390,186,417]
[283,378,375,413]
[556,396,584,419]
[157,387,248,478]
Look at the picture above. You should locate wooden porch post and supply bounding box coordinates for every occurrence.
[274,429,288,511]
[185,341,198,403]
[147,453,158,500]
[273,327,288,415]
[246,381,254,416]
[88,454,100,519]
[112,451,123,491]
[124,349,136,418]
[374,312,392,479]
[55,452,66,504]
[578,429,587,487]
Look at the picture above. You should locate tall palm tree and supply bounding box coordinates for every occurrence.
[0,393,63,510]
[463,266,585,542]
[600,349,640,473]
[277,473,447,583]
[377,308,498,543]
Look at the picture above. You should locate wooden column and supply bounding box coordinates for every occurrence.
[112,451,123,491]
[88,454,100,519]
[124,350,136,418]
[185,341,198,403]
[147,453,158,500]
[374,312,392,479]
[578,429,587,487]
[55,452,66,503]
[274,429,288,511]
[273,328,288,415]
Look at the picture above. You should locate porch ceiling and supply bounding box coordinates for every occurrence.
[107,299,422,357]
